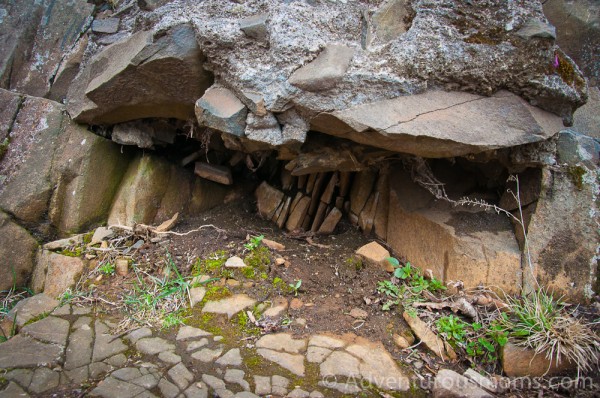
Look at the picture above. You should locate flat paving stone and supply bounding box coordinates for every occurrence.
[158,378,181,398]
[224,369,249,391]
[0,381,30,397]
[185,384,209,398]
[126,327,152,343]
[91,376,146,398]
[346,341,410,391]
[168,363,194,390]
[271,375,289,396]
[202,294,256,319]
[106,353,128,367]
[4,368,33,388]
[319,351,360,378]
[306,346,331,363]
[136,337,175,355]
[256,333,306,353]
[190,287,206,307]
[256,348,305,376]
[72,306,92,315]
[191,347,223,362]
[202,374,226,390]
[65,321,93,370]
[187,338,209,351]
[93,321,127,362]
[112,367,143,381]
[287,388,310,398]
[158,350,182,364]
[52,305,71,316]
[90,362,113,379]
[21,316,69,346]
[215,348,242,366]
[0,334,63,368]
[29,367,60,394]
[318,380,362,394]
[254,375,270,395]
[233,393,260,398]
[176,325,212,340]
[65,365,89,385]
[308,335,345,349]
[7,294,59,328]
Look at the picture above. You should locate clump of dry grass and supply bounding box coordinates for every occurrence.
[499,289,600,374]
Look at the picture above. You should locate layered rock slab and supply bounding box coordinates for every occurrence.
[311,90,564,158]
[67,24,212,124]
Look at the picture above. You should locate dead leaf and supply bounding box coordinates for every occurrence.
[155,212,179,233]
[262,238,285,251]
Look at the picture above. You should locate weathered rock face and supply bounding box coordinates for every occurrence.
[385,167,522,293]
[0,0,93,96]
[108,153,228,227]
[67,24,213,125]
[312,90,564,158]
[543,0,600,87]
[0,93,132,236]
[0,211,38,291]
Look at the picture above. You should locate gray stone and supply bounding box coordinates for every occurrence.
[126,327,153,343]
[4,368,33,388]
[112,368,143,382]
[191,347,223,362]
[312,90,564,158]
[433,369,493,398]
[216,390,235,398]
[65,365,90,385]
[309,391,324,398]
[68,24,212,124]
[158,351,182,364]
[306,346,331,363]
[185,384,209,398]
[234,393,260,398]
[0,382,30,397]
[254,375,271,395]
[91,376,146,398]
[0,212,38,292]
[245,113,283,147]
[0,334,63,368]
[320,351,360,378]
[256,333,306,353]
[65,318,93,370]
[72,306,91,315]
[225,369,250,391]
[287,388,310,398]
[346,340,410,391]
[89,362,113,379]
[93,321,127,362]
[195,86,248,137]
[556,130,600,168]
[136,337,176,355]
[289,45,354,92]
[187,338,209,352]
[202,294,257,319]
[91,227,114,245]
[92,18,120,34]
[256,348,305,376]
[168,363,194,390]
[112,122,154,149]
[105,353,128,368]
[216,348,243,366]
[21,316,69,346]
[372,0,411,43]
[158,378,180,398]
[318,380,362,394]
[52,305,71,316]
[239,14,269,41]
[516,19,556,40]
[177,325,212,340]
[29,367,60,394]
[202,374,226,391]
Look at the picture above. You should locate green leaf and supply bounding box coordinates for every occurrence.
[472,322,482,331]
[386,257,400,267]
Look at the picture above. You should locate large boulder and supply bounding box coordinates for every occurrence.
[0,94,131,235]
[67,24,213,125]
[0,211,38,291]
[311,90,564,158]
[385,167,522,293]
[0,96,65,225]
[524,138,599,301]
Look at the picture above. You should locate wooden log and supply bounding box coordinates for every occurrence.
[194,162,233,185]
[286,196,311,231]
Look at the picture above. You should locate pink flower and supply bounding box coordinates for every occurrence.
[553,54,559,68]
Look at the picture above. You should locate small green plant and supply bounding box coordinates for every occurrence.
[244,246,271,270]
[98,262,115,275]
[0,138,9,161]
[193,250,228,275]
[289,279,302,296]
[162,311,185,329]
[244,234,264,251]
[437,315,469,347]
